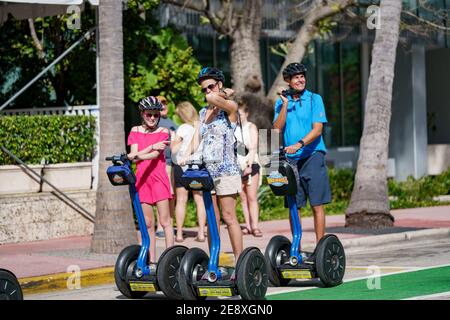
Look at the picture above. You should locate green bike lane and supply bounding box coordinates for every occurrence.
[267,264,450,300]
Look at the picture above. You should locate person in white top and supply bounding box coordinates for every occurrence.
[235,101,262,237]
[171,101,207,242]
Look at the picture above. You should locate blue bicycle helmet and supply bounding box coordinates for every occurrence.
[197,67,225,84]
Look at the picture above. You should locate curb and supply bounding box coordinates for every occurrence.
[281,228,450,252]
[20,267,115,295]
[340,227,450,250]
[21,253,234,296]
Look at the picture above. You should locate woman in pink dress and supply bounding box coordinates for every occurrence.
[127,96,173,263]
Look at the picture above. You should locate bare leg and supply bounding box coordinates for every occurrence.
[155,213,164,235]
[175,187,188,242]
[219,194,243,261]
[155,199,174,250]
[312,205,326,243]
[193,191,206,241]
[142,203,156,263]
[247,173,260,232]
[239,188,251,233]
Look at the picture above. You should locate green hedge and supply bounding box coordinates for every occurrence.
[0,115,96,165]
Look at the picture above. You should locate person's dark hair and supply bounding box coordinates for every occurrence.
[282,63,307,81]
[197,67,225,84]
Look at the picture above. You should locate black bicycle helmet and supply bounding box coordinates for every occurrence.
[282,63,307,81]
[138,96,163,111]
[197,67,225,84]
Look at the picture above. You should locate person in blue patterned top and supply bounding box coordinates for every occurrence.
[189,67,243,262]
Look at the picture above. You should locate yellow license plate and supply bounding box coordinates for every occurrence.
[198,287,233,297]
[129,281,156,292]
[281,270,313,279]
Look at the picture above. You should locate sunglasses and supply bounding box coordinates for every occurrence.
[201,81,218,94]
[143,113,160,119]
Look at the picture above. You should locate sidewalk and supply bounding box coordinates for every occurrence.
[1,205,449,294]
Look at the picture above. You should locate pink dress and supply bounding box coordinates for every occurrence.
[127,129,172,205]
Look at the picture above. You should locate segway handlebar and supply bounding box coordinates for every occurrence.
[270,146,286,159]
[105,153,129,165]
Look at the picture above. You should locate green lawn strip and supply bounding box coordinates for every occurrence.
[268,266,450,300]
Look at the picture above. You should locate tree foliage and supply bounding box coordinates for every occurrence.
[0,0,203,118]
[124,9,204,115]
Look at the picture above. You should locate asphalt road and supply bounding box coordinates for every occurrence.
[26,237,450,300]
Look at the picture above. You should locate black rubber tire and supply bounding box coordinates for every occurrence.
[315,234,346,287]
[114,245,147,299]
[177,247,209,300]
[264,235,291,286]
[0,269,23,300]
[235,247,257,272]
[156,245,188,300]
[236,248,268,300]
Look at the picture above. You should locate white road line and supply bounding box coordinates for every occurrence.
[346,266,419,271]
[404,291,450,300]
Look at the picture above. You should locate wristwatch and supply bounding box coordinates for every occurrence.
[298,139,305,148]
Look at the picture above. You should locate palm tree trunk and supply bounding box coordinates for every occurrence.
[345,0,402,229]
[91,0,137,253]
[229,0,264,95]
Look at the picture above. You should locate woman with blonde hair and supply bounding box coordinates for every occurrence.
[171,101,207,242]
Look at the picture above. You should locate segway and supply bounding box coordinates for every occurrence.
[264,148,346,287]
[106,154,187,299]
[0,268,23,300]
[176,163,268,300]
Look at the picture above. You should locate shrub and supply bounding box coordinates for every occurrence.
[0,115,96,165]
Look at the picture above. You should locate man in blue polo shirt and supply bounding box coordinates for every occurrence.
[273,62,332,256]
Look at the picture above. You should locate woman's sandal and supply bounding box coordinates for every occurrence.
[252,228,263,237]
[195,236,206,242]
[241,227,252,235]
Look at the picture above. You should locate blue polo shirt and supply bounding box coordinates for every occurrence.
[273,89,328,159]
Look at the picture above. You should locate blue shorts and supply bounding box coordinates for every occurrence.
[284,151,332,208]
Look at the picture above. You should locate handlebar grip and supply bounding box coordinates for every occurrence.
[105,157,113,161]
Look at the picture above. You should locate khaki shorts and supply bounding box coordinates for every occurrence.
[213,175,242,196]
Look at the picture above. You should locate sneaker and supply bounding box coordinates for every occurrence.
[155,230,165,238]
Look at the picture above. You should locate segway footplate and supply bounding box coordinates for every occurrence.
[129,281,157,292]
[279,264,316,280]
[194,279,238,297]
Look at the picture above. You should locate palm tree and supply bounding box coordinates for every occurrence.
[91,0,137,253]
[345,0,402,229]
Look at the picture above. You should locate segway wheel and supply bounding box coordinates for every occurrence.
[264,235,291,286]
[157,245,188,300]
[177,248,209,300]
[315,234,346,287]
[236,248,268,300]
[0,269,23,300]
[114,245,147,299]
